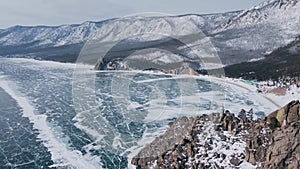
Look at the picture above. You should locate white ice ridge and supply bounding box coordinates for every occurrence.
[0,78,102,169]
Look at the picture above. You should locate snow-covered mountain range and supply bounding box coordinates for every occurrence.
[0,0,299,65]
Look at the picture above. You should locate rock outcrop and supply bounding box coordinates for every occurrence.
[131,101,300,169]
[245,100,300,169]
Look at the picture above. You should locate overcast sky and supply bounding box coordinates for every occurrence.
[0,0,265,29]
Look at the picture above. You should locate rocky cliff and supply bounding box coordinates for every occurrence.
[131,100,300,169]
[245,100,300,168]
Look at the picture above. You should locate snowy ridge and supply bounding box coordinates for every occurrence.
[219,0,300,30]
[0,0,300,65]
[0,22,103,47]
[0,14,228,48]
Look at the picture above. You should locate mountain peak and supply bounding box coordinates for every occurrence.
[219,0,300,30]
[254,0,298,9]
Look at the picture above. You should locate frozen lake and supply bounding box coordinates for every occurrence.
[0,58,278,169]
